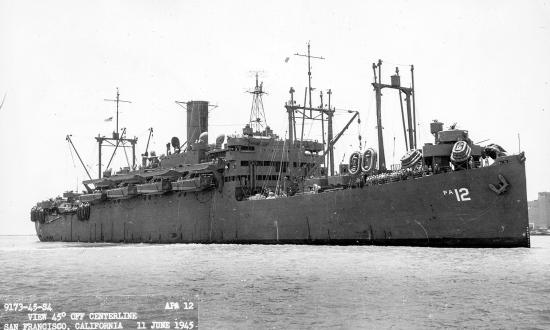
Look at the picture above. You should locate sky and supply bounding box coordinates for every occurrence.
[1,0,549,234]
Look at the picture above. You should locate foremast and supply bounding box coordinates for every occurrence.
[96,88,138,179]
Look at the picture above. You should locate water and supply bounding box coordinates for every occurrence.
[1,235,549,329]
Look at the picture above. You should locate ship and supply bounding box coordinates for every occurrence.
[29,47,530,248]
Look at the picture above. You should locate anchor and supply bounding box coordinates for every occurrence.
[488,174,509,195]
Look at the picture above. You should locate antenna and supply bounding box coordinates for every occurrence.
[247,72,268,132]
[104,87,131,138]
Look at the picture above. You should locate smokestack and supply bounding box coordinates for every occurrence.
[186,101,209,148]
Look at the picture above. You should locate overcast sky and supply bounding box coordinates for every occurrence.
[1,0,549,234]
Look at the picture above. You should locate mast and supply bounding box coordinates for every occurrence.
[287,88,295,142]
[397,67,408,151]
[371,60,417,170]
[97,135,102,179]
[104,87,131,138]
[294,43,325,132]
[247,72,268,133]
[327,89,334,176]
[293,42,327,169]
[300,87,306,143]
[411,65,417,149]
[286,43,358,177]
[373,59,386,171]
[320,90,326,170]
[96,88,138,178]
[307,43,313,116]
[405,90,414,150]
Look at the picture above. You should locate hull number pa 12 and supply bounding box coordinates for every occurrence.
[443,188,471,202]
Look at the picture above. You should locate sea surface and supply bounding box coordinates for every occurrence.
[1,235,549,329]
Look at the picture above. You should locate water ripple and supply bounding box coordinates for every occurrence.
[1,236,549,329]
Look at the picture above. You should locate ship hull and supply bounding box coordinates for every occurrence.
[35,155,529,247]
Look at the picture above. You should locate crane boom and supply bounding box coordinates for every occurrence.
[322,111,359,156]
[66,135,93,180]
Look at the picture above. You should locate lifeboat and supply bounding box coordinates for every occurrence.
[401,149,422,168]
[79,192,105,203]
[172,175,214,192]
[136,180,172,194]
[450,141,472,163]
[360,148,377,173]
[348,151,362,175]
[105,184,138,199]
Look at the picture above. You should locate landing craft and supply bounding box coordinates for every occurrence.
[30,47,529,247]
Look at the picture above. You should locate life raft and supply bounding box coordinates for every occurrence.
[450,141,471,163]
[484,143,507,159]
[401,149,422,168]
[349,151,362,175]
[360,148,377,173]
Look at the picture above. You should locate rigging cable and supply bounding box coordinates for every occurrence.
[67,138,80,192]
[357,113,362,151]
[261,138,280,192]
[122,140,131,168]
[275,131,288,195]
[67,141,77,169]
[89,141,98,175]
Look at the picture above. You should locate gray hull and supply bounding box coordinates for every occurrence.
[35,155,529,247]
